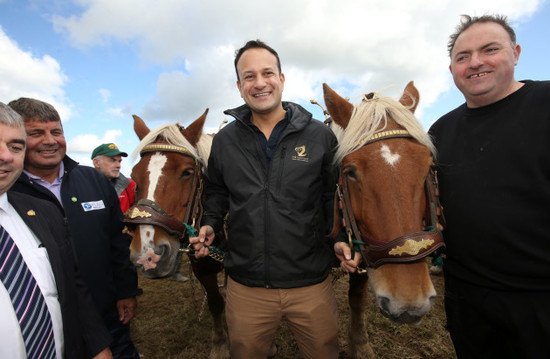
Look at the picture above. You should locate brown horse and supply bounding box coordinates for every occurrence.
[124,110,229,359]
[323,81,445,358]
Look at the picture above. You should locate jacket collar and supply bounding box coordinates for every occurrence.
[224,101,312,132]
[17,155,78,185]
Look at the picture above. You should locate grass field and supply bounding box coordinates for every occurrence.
[130,262,457,359]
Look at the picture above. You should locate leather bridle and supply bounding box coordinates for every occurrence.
[123,143,204,246]
[330,129,446,270]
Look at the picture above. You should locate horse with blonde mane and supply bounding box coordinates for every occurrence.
[324,81,445,358]
[124,110,229,358]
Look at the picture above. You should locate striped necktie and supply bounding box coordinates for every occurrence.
[0,225,56,359]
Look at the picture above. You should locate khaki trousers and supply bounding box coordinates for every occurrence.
[225,276,339,359]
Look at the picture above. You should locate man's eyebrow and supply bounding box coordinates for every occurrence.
[480,41,502,49]
[455,41,502,57]
[11,138,26,146]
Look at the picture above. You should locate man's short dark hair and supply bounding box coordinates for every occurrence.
[8,97,61,123]
[234,39,282,81]
[448,14,517,57]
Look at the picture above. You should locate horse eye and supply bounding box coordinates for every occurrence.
[343,167,357,181]
[180,169,195,178]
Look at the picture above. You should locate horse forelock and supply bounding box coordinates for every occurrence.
[132,123,212,168]
[333,96,435,164]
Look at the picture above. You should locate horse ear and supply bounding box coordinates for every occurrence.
[399,81,420,114]
[133,115,150,140]
[323,83,354,129]
[183,108,209,146]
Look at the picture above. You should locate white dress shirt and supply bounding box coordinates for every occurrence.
[0,193,64,359]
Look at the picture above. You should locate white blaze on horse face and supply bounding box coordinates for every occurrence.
[139,152,167,253]
[146,153,167,201]
[380,144,400,166]
[140,224,156,248]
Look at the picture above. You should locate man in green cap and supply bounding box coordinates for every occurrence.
[91,143,135,214]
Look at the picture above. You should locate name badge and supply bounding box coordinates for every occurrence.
[81,200,106,212]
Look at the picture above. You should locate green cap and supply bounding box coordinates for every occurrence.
[91,143,128,159]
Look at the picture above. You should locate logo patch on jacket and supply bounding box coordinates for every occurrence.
[292,145,309,162]
[81,200,106,212]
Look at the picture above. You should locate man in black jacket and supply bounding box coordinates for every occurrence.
[191,40,339,358]
[8,98,141,359]
[0,102,112,358]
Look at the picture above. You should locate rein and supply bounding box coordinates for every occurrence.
[331,130,445,271]
[124,143,223,262]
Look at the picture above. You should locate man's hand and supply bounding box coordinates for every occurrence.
[93,347,113,359]
[189,225,215,258]
[334,242,362,273]
[117,297,137,325]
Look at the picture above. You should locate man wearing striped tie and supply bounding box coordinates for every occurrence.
[0,102,112,359]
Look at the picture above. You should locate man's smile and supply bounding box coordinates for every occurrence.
[253,92,270,98]
[468,72,490,79]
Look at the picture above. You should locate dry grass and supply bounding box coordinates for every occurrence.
[130,262,456,359]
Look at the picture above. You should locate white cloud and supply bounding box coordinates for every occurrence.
[0,26,73,121]
[67,129,123,153]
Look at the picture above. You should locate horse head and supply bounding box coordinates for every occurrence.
[126,110,212,278]
[324,82,444,324]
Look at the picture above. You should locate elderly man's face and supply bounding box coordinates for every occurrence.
[94,155,123,179]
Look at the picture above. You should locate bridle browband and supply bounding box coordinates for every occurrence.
[330,130,446,271]
[123,142,204,245]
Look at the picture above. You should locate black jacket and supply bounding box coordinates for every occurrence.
[7,191,112,358]
[12,156,141,318]
[203,102,338,289]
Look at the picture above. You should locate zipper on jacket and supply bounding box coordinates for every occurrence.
[275,146,286,195]
[263,180,271,288]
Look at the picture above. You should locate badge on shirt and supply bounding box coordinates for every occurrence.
[81,200,106,212]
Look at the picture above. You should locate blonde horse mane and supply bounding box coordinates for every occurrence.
[333,94,435,164]
[132,123,213,167]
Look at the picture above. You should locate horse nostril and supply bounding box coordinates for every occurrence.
[429,295,437,307]
[378,296,390,312]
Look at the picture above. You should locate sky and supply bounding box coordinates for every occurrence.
[1,0,549,176]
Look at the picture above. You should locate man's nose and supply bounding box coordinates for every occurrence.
[254,76,267,88]
[469,52,483,68]
[42,132,57,144]
[0,145,14,163]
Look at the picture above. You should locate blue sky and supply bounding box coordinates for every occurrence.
[1,0,549,175]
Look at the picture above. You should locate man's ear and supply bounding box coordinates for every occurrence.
[513,44,521,65]
[237,80,244,99]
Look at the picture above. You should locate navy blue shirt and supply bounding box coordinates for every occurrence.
[244,109,290,168]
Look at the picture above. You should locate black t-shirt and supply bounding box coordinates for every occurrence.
[429,80,550,291]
